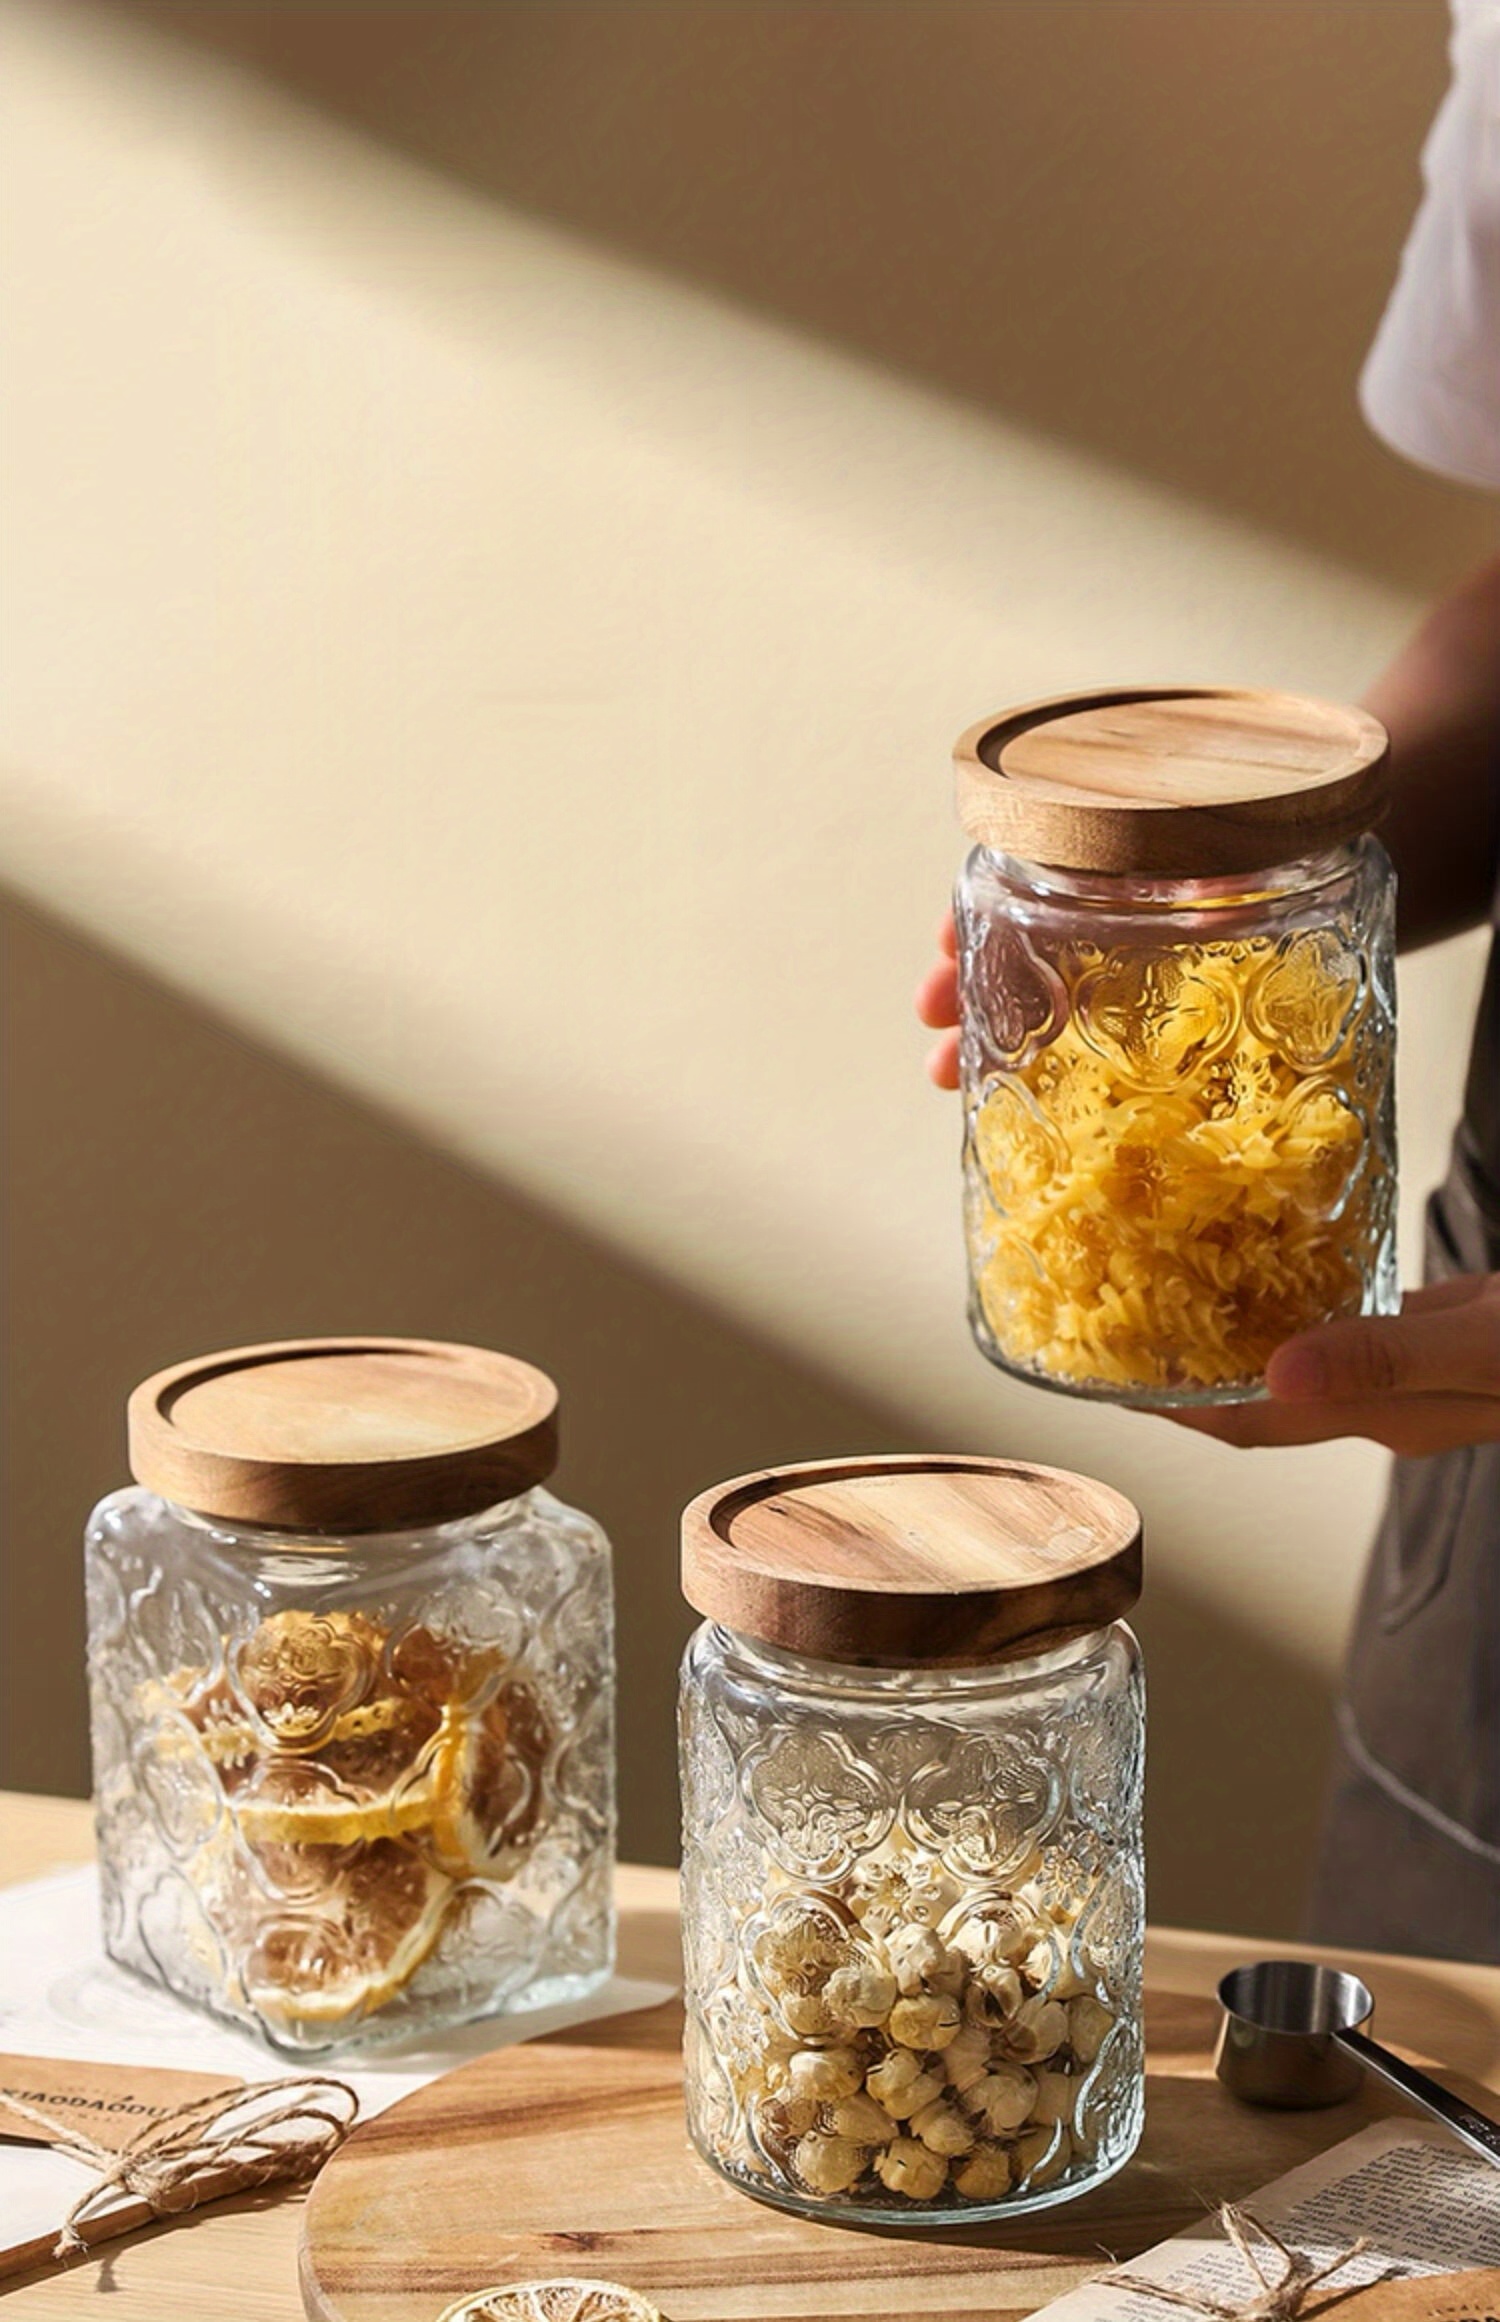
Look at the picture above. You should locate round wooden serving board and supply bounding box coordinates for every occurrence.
[298,1990,1379,2322]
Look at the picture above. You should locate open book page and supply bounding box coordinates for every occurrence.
[1032,2119,1500,2318]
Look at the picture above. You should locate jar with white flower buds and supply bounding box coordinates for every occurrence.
[677,1454,1145,2224]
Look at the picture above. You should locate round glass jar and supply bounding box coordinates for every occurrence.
[678,1456,1146,2225]
[86,1337,615,2056]
[954,688,1398,1405]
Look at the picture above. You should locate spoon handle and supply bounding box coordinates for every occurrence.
[1338,2026,1500,2168]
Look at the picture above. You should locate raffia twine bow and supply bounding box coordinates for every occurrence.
[1102,2203,1373,2319]
[4,2074,359,2259]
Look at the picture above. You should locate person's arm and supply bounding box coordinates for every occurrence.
[1367,550,1500,950]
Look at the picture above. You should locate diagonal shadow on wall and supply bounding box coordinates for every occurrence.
[5,887,1337,1934]
[113,0,1495,595]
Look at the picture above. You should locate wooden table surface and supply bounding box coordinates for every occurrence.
[6,1789,1500,2318]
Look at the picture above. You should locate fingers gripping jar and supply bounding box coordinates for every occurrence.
[678,1455,1145,2224]
[954,689,1398,1404]
[86,1338,615,2055]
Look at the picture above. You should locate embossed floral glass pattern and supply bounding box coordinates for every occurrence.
[680,1621,1144,2223]
[87,1484,615,2056]
[957,836,1397,1404]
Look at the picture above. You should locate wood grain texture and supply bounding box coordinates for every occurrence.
[127,1338,559,1533]
[681,1456,1141,1663]
[954,688,1390,877]
[7,1799,1500,2322]
[299,1988,1395,2322]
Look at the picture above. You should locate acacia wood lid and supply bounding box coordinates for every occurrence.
[955,686,1390,877]
[128,1337,559,1535]
[681,1454,1142,1665]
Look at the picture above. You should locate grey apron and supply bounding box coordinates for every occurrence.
[1306,932,1500,1962]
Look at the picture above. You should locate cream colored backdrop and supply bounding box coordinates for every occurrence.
[1,0,1493,1934]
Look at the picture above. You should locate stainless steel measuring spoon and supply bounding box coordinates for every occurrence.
[1214,1959,1500,2167]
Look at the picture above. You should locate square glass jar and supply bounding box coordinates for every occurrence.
[954,689,1398,1405]
[86,1338,615,2056]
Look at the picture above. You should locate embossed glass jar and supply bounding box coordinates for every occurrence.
[86,1337,615,2056]
[679,1455,1146,2225]
[954,688,1398,1406]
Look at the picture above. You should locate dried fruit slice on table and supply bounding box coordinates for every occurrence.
[435,2284,667,2322]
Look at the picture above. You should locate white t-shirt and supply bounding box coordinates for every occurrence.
[1361,0,1500,488]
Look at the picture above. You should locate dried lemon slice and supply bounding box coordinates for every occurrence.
[244,1841,453,2032]
[435,2285,666,2322]
[426,1681,551,1881]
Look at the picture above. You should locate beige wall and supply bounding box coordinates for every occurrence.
[1,0,1494,1937]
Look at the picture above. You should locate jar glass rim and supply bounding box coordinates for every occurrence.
[694,1617,1133,1697]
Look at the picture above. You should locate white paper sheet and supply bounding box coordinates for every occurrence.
[0,1863,673,2256]
[1031,2118,1500,2318]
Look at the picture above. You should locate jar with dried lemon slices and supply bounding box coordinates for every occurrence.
[954,688,1398,1405]
[86,1338,615,2054]
[679,1456,1146,2224]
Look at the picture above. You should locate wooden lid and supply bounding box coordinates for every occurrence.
[128,1337,559,1534]
[955,687,1390,876]
[681,1454,1142,1666]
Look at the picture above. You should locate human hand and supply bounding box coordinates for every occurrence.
[915,910,960,1089]
[1165,1274,1500,1454]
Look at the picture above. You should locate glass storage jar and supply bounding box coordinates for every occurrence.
[954,687,1398,1406]
[679,1454,1145,2225]
[86,1337,615,2056]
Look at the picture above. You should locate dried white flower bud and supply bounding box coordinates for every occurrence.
[828,2091,898,2145]
[787,2046,863,2102]
[963,1965,1024,2024]
[947,1904,1036,1972]
[822,1958,897,2030]
[884,1925,958,1997]
[793,2132,869,2195]
[910,2097,975,2157]
[953,2141,1013,2201]
[1004,1996,1068,2063]
[941,2020,991,2095]
[866,2049,944,2119]
[1027,2070,1077,2130]
[1011,2123,1072,2190]
[874,2138,948,2201]
[888,1993,962,2051]
[1022,1937,1090,2000]
[755,2092,821,2141]
[781,1990,838,2039]
[1068,1995,1114,2065]
[963,2063,1036,2136]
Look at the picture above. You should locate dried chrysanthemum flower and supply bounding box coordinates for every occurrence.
[909,2097,975,2157]
[1012,2123,1072,2190]
[885,1924,965,1998]
[866,2049,944,2120]
[874,2138,949,2201]
[822,1956,897,2030]
[963,1965,1023,2022]
[1003,1996,1068,2063]
[941,2019,991,2095]
[1021,1936,1091,2001]
[846,1842,960,1936]
[792,2132,869,2196]
[1068,1995,1114,2065]
[887,1992,963,2051]
[827,2091,898,2146]
[786,2046,863,2103]
[963,2063,1036,2136]
[953,2142,1013,2201]
[1027,2070,1077,2129]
